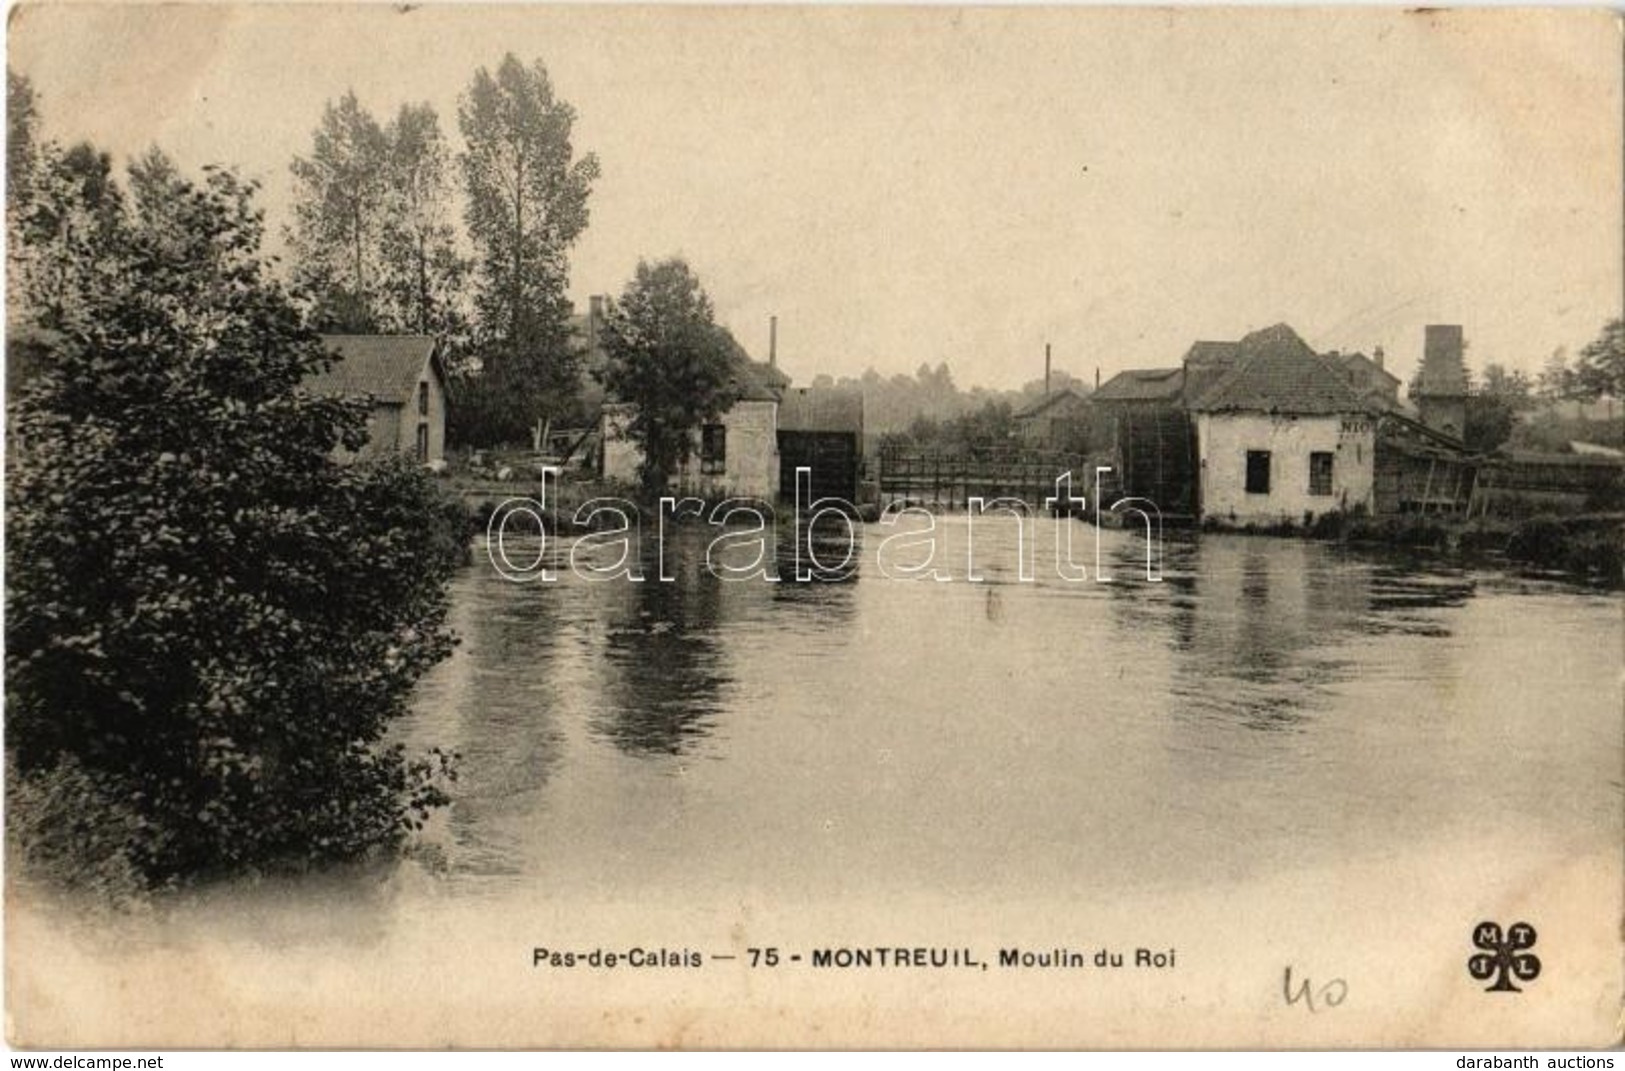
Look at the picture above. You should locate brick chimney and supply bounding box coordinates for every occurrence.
[1421,325,1466,391]
[1414,325,1468,441]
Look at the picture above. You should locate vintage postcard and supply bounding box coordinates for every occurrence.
[4,2,1622,1051]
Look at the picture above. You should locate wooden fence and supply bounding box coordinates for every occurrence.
[875,446,1101,511]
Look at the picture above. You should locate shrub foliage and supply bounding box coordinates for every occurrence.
[7,152,462,887]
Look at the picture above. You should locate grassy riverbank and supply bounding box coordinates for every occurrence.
[1307,510,1624,584]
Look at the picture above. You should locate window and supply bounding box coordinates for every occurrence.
[418,382,429,415]
[1309,451,1334,496]
[416,423,429,463]
[1245,450,1271,494]
[700,423,727,475]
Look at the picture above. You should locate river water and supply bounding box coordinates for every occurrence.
[13,514,1622,1047]
[402,515,1620,905]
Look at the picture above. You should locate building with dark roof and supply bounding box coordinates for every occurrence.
[1179,341,1242,404]
[1082,322,1475,525]
[1012,387,1093,450]
[1184,323,1379,524]
[1333,349,1402,409]
[1091,367,1199,517]
[1186,326,1369,415]
[778,387,866,502]
[309,335,448,464]
[1092,369,1185,405]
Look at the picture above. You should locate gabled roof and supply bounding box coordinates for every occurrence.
[1013,387,1091,419]
[1181,340,1245,405]
[778,387,863,435]
[1093,367,1185,403]
[1336,351,1401,386]
[1183,340,1241,367]
[310,335,441,405]
[1187,323,1370,415]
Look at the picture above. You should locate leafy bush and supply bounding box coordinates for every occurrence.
[6,157,462,887]
[5,755,150,904]
[1343,514,1451,548]
[1504,515,1624,581]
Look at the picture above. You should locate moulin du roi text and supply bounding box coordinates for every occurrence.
[531,946,1178,970]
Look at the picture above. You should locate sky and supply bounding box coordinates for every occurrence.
[9,4,1623,392]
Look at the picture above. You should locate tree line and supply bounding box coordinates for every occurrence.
[279,55,763,480]
[1407,337,1625,454]
[4,56,767,892]
[281,56,599,447]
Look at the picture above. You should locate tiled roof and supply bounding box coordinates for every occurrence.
[778,387,864,435]
[309,335,439,405]
[1337,351,1401,386]
[1093,367,1185,402]
[1013,387,1091,419]
[1183,340,1241,367]
[1187,323,1370,415]
[1181,340,1244,404]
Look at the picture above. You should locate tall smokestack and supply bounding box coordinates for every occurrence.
[769,316,777,369]
[1045,343,1052,396]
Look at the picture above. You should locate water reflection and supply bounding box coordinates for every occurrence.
[1096,531,1494,733]
[399,516,1621,898]
[770,521,864,621]
[407,567,567,877]
[595,549,732,756]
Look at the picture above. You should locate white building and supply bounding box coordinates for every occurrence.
[600,355,786,500]
[1186,324,1377,526]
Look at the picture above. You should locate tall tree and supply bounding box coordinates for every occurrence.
[126,146,190,240]
[9,140,126,332]
[288,94,470,343]
[287,89,389,332]
[1537,346,1574,404]
[6,69,42,331]
[7,69,40,203]
[1574,319,1624,401]
[1478,362,1535,411]
[458,54,599,443]
[597,258,740,495]
[378,103,469,340]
